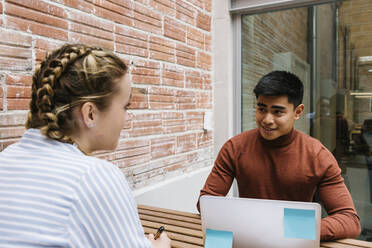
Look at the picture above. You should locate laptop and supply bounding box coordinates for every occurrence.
[200,195,321,248]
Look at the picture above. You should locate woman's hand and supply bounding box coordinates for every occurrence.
[148,232,171,248]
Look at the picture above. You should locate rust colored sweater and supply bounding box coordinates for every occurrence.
[198,128,361,241]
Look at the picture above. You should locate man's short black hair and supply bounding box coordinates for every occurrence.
[253,71,304,108]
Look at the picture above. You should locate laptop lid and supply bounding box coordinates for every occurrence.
[200,195,321,248]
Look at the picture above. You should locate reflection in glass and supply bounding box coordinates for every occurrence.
[240,0,372,240]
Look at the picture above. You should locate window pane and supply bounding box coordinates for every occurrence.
[240,0,372,240]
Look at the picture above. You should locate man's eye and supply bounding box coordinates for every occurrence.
[274,110,283,114]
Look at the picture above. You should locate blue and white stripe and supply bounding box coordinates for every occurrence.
[0,128,151,248]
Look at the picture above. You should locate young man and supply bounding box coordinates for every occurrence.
[197,71,360,241]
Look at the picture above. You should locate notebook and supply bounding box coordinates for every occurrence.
[200,195,321,248]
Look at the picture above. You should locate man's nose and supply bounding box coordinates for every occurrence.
[262,113,274,124]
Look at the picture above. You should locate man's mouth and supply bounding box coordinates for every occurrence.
[262,126,277,132]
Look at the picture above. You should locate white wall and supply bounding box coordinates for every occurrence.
[134,166,212,213]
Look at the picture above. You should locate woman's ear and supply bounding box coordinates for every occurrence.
[294,104,304,120]
[80,102,97,129]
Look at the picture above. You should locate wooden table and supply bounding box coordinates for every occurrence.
[138,204,372,248]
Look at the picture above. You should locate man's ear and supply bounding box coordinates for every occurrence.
[294,104,304,120]
[80,102,97,129]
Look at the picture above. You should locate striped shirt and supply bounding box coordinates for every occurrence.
[0,128,152,248]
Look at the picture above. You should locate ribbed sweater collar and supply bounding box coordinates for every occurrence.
[258,128,297,148]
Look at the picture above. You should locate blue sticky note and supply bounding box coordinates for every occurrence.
[205,228,233,248]
[284,208,316,240]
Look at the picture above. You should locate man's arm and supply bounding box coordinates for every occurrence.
[317,148,361,241]
[197,140,236,212]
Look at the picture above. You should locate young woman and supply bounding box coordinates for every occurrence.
[0,44,171,248]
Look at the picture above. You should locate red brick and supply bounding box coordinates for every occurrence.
[162,112,184,119]
[149,36,176,63]
[197,91,212,109]
[204,0,212,12]
[127,126,163,137]
[6,2,67,29]
[187,26,204,49]
[132,112,162,121]
[185,70,202,89]
[0,57,32,72]
[68,10,114,32]
[6,16,68,41]
[0,112,27,126]
[7,98,30,110]
[133,3,162,34]
[132,75,161,85]
[149,0,176,16]
[150,94,176,103]
[148,86,176,96]
[151,137,176,159]
[186,112,203,130]
[116,26,148,57]
[7,0,66,18]
[196,11,211,31]
[202,73,212,90]
[0,2,3,15]
[162,65,184,87]
[176,0,196,25]
[176,133,196,153]
[80,0,132,26]
[164,17,187,42]
[204,34,212,51]
[116,139,150,150]
[0,126,25,139]
[198,130,213,147]
[131,59,161,85]
[163,118,185,126]
[115,153,152,168]
[70,22,114,41]
[197,51,211,70]
[97,145,150,161]
[7,86,32,99]
[1,27,32,47]
[63,0,95,14]
[0,45,31,60]
[149,94,176,109]
[69,32,114,50]
[132,58,161,69]
[128,90,149,109]
[163,125,186,134]
[176,43,196,67]
[35,39,63,62]
[186,0,204,10]
[133,120,162,130]
[87,0,132,23]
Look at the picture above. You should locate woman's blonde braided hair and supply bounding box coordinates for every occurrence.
[26,44,127,143]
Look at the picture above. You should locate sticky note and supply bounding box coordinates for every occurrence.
[205,228,233,248]
[284,208,316,240]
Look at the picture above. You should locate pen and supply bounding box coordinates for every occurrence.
[154,226,164,240]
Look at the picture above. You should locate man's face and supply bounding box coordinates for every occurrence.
[256,95,304,140]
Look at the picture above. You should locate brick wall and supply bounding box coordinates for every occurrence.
[241,8,308,131]
[0,0,213,189]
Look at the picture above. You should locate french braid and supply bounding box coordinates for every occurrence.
[26,44,127,143]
